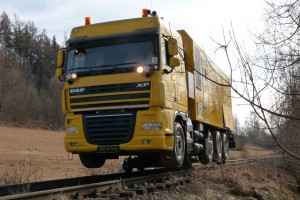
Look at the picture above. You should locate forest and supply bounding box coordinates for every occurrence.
[0,12,64,130]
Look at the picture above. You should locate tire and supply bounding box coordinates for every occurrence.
[221,133,229,164]
[199,130,213,164]
[164,122,186,170]
[79,154,106,168]
[122,157,133,172]
[182,154,193,170]
[212,131,222,164]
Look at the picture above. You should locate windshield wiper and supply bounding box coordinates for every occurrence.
[90,64,116,70]
[74,66,95,71]
[114,62,139,67]
[69,66,103,75]
[70,63,139,75]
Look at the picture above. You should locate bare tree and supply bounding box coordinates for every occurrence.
[210,0,299,160]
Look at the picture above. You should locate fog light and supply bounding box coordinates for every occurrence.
[66,127,78,133]
[142,122,162,130]
[142,139,152,144]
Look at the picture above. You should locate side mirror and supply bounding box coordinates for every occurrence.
[57,49,65,68]
[55,68,63,78]
[170,57,180,68]
[168,38,178,56]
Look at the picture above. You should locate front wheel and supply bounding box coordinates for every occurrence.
[79,154,106,168]
[163,122,186,170]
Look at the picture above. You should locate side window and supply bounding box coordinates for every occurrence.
[194,46,202,90]
[162,39,170,66]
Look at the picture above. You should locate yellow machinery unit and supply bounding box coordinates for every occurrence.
[55,9,235,171]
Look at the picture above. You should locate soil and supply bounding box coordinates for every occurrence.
[0,126,120,182]
[0,126,299,199]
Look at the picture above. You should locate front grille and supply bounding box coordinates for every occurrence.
[69,82,150,96]
[83,111,136,145]
[69,82,151,111]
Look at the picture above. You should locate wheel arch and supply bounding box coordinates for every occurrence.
[174,112,187,127]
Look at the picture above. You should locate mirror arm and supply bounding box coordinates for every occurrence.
[163,67,174,74]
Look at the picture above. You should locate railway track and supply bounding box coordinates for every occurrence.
[0,168,191,200]
[0,155,280,200]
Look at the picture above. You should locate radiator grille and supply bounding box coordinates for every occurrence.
[69,82,150,111]
[83,112,136,145]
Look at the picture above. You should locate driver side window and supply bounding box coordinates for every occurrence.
[161,38,170,68]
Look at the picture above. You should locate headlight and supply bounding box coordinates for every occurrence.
[66,127,78,133]
[66,72,77,80]
[137,66,144,73]
[142,122,162,130]
[136,65,157,77]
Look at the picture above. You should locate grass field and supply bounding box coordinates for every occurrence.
[0,126,276,183]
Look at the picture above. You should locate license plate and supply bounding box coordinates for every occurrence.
[97,146,120,154]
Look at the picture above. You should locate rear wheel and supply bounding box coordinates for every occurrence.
[79,154,106,168]
[221,133,229,164]
[212,131,222,164]
[199,130,213,164]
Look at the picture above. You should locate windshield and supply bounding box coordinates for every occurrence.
[66,34,159,76]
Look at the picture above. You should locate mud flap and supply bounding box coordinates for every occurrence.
[228,133,236,148]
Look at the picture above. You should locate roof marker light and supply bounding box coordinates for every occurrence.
[85,17,91,25]
[142,8,151,17]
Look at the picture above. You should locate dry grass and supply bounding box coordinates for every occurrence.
[189,159,299,200]
[229,144,276,160]
[0,155,43,185]
[138,160,299,200]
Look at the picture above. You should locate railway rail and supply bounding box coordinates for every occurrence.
[0,155,280,200]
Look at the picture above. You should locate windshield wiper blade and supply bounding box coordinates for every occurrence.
[73,67,95,71]
[90,64,114,69]
[114,62,139,67]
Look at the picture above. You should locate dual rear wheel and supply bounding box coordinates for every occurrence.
[166,124,229,169]
[200,130,229,165]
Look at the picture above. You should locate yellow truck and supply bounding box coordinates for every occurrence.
[55,9,235,171]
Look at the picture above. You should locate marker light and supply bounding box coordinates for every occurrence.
[137,66,144,73]
[142,8,151,17]
[85,17,91,25]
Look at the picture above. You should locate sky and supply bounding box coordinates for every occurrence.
[0,0,266,124]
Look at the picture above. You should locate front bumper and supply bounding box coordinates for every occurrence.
[64,108,175,154]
